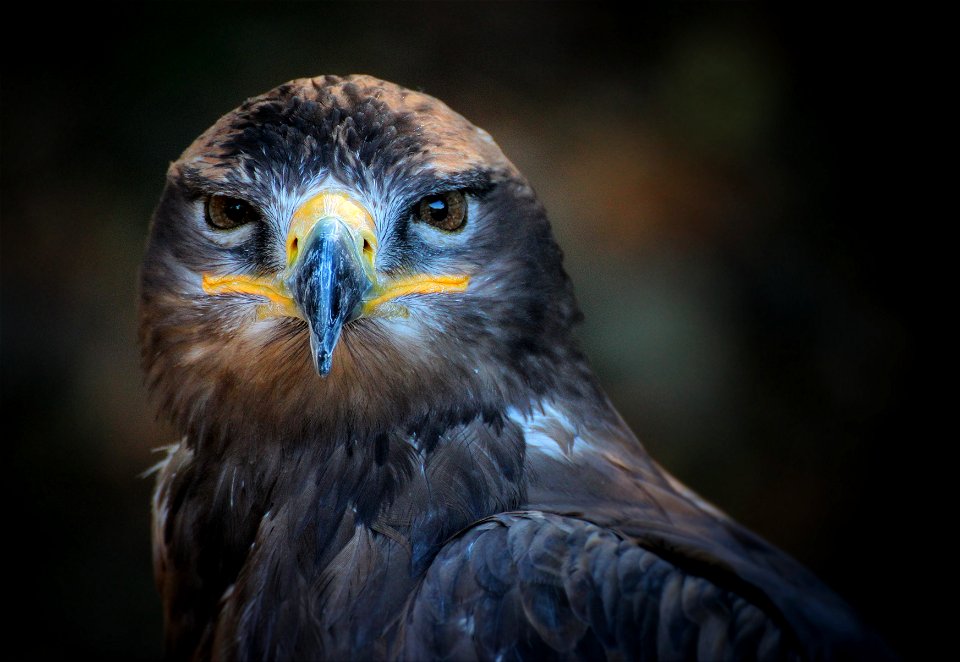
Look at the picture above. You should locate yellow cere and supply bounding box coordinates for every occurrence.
[200,273,299,319]
[202,190,472,318]
[286,190,378,269]
[363,274,471,316]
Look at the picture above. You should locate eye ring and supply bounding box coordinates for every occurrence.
[206,196,261,230]
[416,191,467,231]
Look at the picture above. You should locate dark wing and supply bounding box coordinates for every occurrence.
[401,405,893,661]
[151,442,273,660]
[400,512,800,661]
[151,442,225,659]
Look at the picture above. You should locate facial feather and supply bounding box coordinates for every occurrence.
[140,75,598,453]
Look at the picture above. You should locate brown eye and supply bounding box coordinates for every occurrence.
[417,191,467,231]
[206,196,260,230]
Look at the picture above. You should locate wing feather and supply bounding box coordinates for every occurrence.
[402,512,800,661]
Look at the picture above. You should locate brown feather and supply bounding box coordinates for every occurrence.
[140,75,891,661]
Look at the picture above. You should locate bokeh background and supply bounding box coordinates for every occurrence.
[3,3,924,659]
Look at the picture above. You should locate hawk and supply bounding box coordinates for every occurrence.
[140,75,889,660]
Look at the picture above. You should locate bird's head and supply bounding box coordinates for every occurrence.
[140,75,593,448]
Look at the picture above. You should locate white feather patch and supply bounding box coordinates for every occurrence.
[507,402,581,461]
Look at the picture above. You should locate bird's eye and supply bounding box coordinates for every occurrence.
[416,191,467,231]
[206,196,260,230]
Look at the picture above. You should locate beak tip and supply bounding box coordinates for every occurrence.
[308,336,335,376]
[314,351,333,377]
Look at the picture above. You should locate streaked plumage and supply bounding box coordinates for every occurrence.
[140,75,889,660]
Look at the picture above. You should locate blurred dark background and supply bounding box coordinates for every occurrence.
[3,3,924,660]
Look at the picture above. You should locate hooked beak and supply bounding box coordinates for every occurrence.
[282,190,377,376]
[287,217,371,376]
[201,190,470,376]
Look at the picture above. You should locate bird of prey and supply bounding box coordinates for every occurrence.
[140,75,889,660]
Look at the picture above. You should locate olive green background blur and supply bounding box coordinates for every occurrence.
[3,3,924,660]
